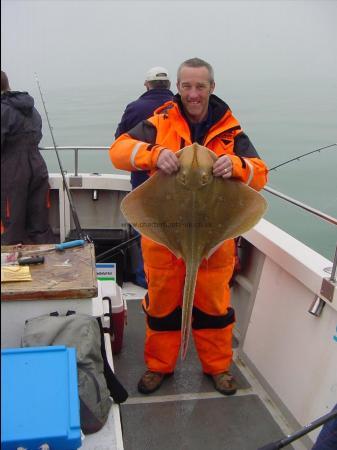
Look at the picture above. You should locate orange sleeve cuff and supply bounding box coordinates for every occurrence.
[231,155,268,190]
[230,155,247,180]
[109,135,165,172]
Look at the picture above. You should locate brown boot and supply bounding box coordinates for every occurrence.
[211,372,237,396]
[137,370,173,394]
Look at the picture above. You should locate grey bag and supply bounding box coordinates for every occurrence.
[22,311,128,434]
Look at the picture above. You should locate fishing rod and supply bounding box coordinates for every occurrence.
[257,407,337,449]
[96,234,140,262]
[268,143,336,171]
[35,73,89,242]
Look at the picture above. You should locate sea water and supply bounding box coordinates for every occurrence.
[36,81,337,261]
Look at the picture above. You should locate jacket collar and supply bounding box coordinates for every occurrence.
[153,94,235,145]
[139,88,174,100]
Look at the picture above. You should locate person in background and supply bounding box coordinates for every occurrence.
[110,57,268,395]
[115,66,173,288]
[1,70,54,244]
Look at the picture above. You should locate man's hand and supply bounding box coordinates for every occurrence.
[213,155,233,179]
[156,148,180,174]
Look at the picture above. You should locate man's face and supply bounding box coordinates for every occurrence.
[177,66,215,123]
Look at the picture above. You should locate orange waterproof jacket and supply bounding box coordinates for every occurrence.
[110,94,268,191]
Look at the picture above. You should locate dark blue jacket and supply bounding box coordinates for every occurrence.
[115,88,173,189]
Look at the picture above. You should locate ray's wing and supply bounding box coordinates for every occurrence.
[192,177,267,259]
[121,171,193,258]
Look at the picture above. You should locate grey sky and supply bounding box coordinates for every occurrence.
[2,0,337,94]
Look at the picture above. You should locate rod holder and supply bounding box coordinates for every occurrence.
[92,189,99,201]
[308,296,326,317]
[330,244,337,283]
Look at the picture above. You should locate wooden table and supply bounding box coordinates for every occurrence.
[1,243,98,348]
[1,243,97,301]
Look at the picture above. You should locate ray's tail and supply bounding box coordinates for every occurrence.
[181,259,200,360]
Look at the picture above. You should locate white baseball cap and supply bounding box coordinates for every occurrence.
[145,66,170,82]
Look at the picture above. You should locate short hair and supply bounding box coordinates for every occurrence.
[1,70,10,92]
[148,79,171,90]
[177,58,214,84]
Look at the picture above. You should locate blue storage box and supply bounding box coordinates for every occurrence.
[1,346,81,450]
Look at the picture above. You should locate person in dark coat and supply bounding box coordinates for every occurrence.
[115,66,174,288]
[1,70,54,244]
[115,66,174,188]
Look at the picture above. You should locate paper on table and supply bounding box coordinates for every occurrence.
[1,265,32,282]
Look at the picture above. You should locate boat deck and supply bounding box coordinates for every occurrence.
[112,283,299,450]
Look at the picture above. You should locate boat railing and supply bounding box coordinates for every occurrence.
[40,146,109,177]
[40,145,337,228]
[263,185,337,226]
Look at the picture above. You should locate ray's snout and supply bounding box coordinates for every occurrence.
[177,144,213,188]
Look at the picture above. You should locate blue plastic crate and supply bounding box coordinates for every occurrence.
[1,346,81,450]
